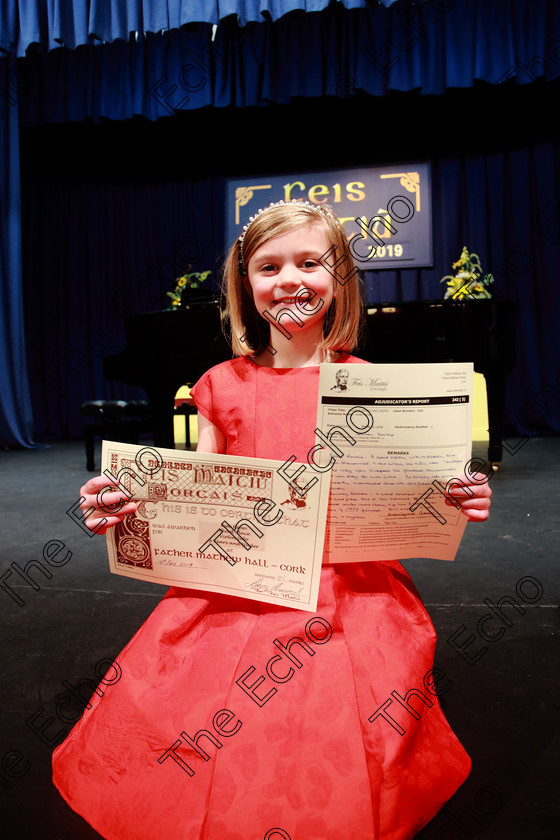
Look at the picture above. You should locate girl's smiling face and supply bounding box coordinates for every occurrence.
[245,223,335,336]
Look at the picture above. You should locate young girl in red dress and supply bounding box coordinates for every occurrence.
[53,201,491,840]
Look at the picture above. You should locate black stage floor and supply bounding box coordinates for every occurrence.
[1,437,559,839]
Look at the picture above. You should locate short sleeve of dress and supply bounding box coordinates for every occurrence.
[189,368,214,424]
[189,358,254,453]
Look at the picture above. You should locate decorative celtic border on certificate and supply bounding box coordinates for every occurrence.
[114,511,153,569]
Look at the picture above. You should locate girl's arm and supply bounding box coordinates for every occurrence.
[78,414,227,535]
[196,414,227,454]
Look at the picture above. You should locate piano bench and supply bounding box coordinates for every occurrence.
[81,400,151,471]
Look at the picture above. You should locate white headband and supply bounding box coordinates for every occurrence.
[237,199,333,275]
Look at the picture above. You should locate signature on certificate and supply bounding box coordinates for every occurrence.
[246,576,305,599]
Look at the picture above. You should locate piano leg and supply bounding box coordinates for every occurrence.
[485,369,506,464]
[147,392,176,450]
[85,424,96,471]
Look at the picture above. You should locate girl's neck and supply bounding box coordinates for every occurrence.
[252,328,342,369]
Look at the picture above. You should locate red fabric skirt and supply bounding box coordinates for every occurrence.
[52,562,470,840]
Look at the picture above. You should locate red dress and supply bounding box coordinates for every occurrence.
[52,354,470,840]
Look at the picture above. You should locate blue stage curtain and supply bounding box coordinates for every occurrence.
[0,0,399,56]
[4,0,560,443]
[0,57,37,447]
[19,93,560,440]
[15,0,560,127]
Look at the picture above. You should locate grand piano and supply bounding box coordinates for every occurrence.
[104,298,516,463]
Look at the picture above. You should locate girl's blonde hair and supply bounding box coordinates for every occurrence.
[221,201,365,357]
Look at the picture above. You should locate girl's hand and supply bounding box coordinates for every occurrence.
[79,475,138,535]
[445,472,492,522]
